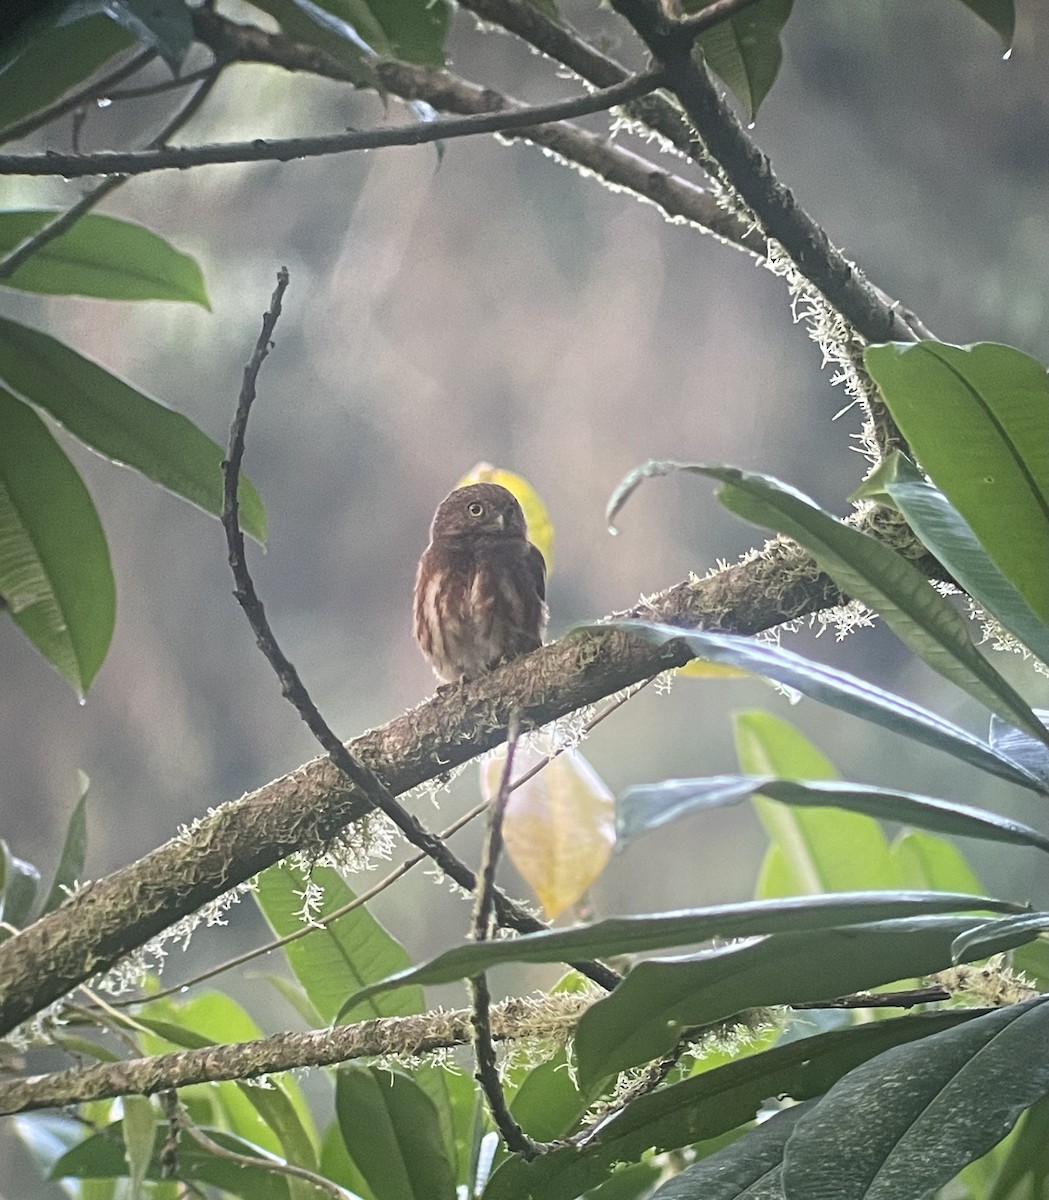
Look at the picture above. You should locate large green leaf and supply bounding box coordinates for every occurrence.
[0,387,115,694]
[865,342,1049,626]
[649,1101,815,1199]
[484,1011,984,1199]
[618,777,1049,856]
[0,211,210,306]
[0,318,266,544]
[733,710,899,897]
[782,996,1049,1199]
[595,622,1048,794]
[573,915,1039,1088]
[688,0,793,119]
[856,451,1049,664]
[614,462,1048,743]
[0,13,134,136]
[253,863,423,1023]
[340,892,1022,1015]
[335,1067,457,1200]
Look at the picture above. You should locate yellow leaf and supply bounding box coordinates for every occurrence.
[480,739,615,920]
[677,660,750,679]
[457,462,554,573]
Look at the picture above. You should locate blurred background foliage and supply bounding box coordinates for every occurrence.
[1,6,1048,1189]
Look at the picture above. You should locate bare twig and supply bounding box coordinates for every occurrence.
[0,71,664,178]
[677,0,767,35]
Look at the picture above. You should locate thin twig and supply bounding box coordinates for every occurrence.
[107,66,220,101]
[173,1098,352,1200]
[0,71,664,178]
[222,272,621,995]
[0,48,157,147]
[0,66,223,280]
[677,0,767,36]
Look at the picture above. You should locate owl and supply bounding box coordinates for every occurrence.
[413,483,548,683]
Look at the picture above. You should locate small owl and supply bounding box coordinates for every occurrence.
[413,483,548,683]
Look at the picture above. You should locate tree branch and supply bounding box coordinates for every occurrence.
[0,72,663,178]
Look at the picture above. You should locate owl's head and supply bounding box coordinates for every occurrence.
[430,483,528,540]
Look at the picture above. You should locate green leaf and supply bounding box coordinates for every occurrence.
[335,1067,457,1200]
[0,388,115,694]
[989,712,1049,784]
[121,1096,156,1199]
[0,318,266,545]
[301,0,450,66]
[856,452,1049,664]
[0,14,133,135]
[782,997,1049,1199]
[950,912,1049,962]
[890,829,985,894]
[484,1011,983,1200]
[984,1095,1049,1200]
[340,892,1022,1015]
[0,839,41,930]
[52,1122,292,1199]
[865,342,1049,626]
[253,863,423,1023]
[510,1049,590,1141]
[733,711,898,896]
[689,0,793,119]
[587,1160,663,1199]
[956,0,1016,48]
[0,211,211,306]
[619,777,1049,856]
[594,622,1048,795]
[573,915,1038,1088]
[664,462,1047,742]
[649,1101,814,1199]
[41,772,89,915]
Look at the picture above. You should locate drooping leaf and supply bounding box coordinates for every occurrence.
[0,13,134,135]
[339,892,1022,1015]
[484,1011,984,1199]
[865,342,1049,626]
[0,318,266,544]
[855,451,1049,664]
[0,211,210,306]
[955,0,1015,46]
[120,1096,156,1199]
[781,996,1049,1200]
[335,1067,457,1200]
[0,388,115,694]
[573,915,1038,1088]
[732,709,899,897]
[458,462,554,572]
[618,777,1049,856]
[41,772,89,914]
[253,862,422,1023]
[590,622,1048,795]
[481,740,614,919]
[688,0,793,120]
[613,462,1048,744]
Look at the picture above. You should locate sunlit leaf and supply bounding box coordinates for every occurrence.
[458,462,554,572]
[481,739,615,919]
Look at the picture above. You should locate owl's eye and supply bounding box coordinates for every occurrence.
[467,501,485,517]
